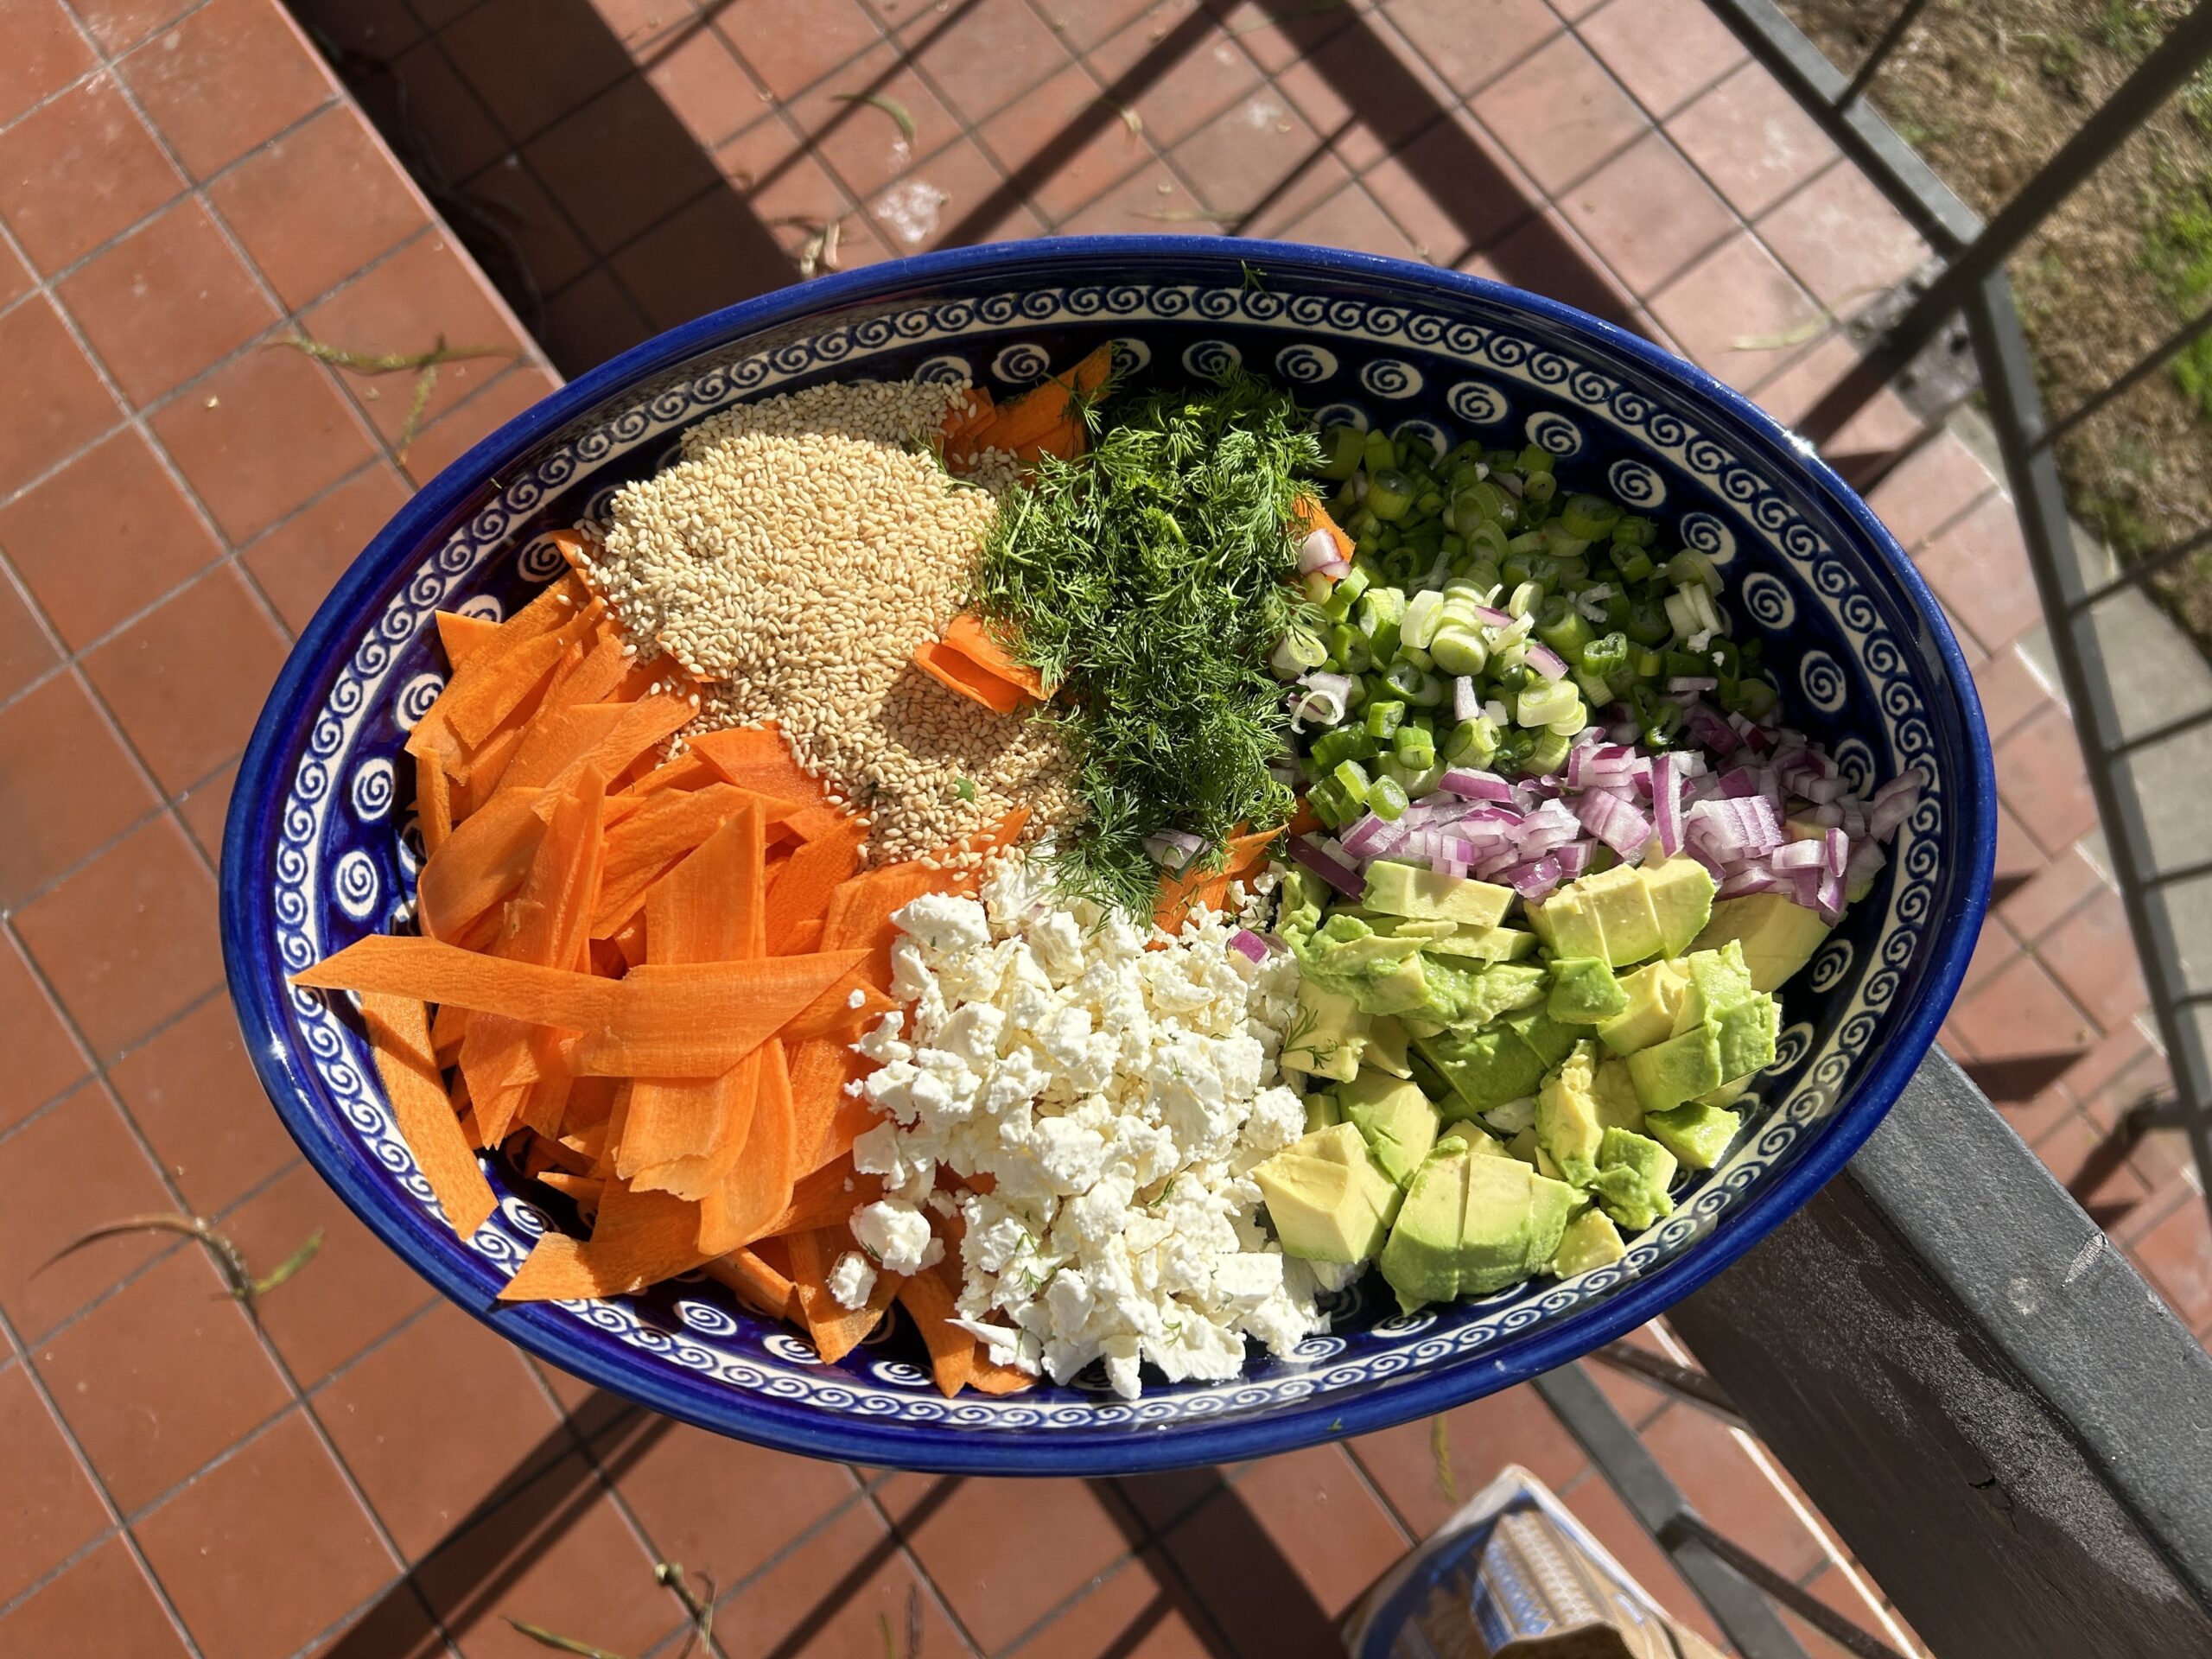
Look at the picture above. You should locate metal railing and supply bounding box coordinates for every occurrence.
[1700,0,2212,1236]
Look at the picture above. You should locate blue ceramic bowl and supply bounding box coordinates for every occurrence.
[223,238,1993,1473]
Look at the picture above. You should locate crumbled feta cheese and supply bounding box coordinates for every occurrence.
[858,854,1324,1399]
[852,1201,942,1274]
[828,1251,877,1310]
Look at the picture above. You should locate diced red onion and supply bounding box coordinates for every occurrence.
[1815,867,1846,924]
[1574,789,1654,861]
[1824,827,1848,880]
[1686,796,1782,861]
[1802,774,1844,804]
[1527,643,1568,682]
[1719,767,1760,800]
[1453,676,1481,722]
[1719,868,1789,898]
[1142,830,1204,869]
[1504,856,1563,899]
[1229,928,1270,963]
[1437,858,1470,879]
[1290,835,1366,899]
[1554,842,1594,879]
[1339,812,1397,861]
[1474,606,1516,628]
[1847,837,1886,892]
[1439,768,1515,803]
[1652,752,1684,857]
[1289,671,1355,731]
[1298,529,1351,577]
[1868,769,1923,842]
[1771,839,1826,871]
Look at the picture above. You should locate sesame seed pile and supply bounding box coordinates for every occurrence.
[580,378,1073,863]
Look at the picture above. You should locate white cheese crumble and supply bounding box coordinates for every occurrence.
[860,852,1325,1398]
[828,1250,878,1310]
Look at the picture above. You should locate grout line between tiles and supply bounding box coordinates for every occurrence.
[0,1295,208,1655]
[854,1476,989,1658]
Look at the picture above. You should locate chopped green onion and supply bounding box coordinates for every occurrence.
[1368,775,1409,819]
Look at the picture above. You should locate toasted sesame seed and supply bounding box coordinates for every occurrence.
[578,378,1072,861]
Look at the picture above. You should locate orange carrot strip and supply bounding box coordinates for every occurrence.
[296,937,868,1075]
[565,1076,620,1134]
[499,1179,706,1300]
[821,861,946,990]
[625,753,720,798]
[969,1359,1037,1395]
[592,785,796,938]
[524,694,696,798]
[545,527,593,571]
[536,628,632,725]
[462,767,607,1141]
[296,936,625,1028]
[416,788,547,943]
[766,817,868,945]
[685,725,829,805]
[940,613,1047,700]
[538,1172,606,1209]
[696,1039,798,1255]
[435,610,502,668]
[912,639,1027,715]
[495,702,625,795]
[416,753,454,857]
[613,913,651,969]
[525,1127,595,1176]
[762,1153,882,1236]
[575,953,868,1076]
[987,343,1109,451]
[1153,825,1281,932]
[779,975,896,1046]
[806,1084,882,1174]
[359,991,495,1240]
[702,1248,800,1321]
[783,917,823,953]
[786,1224,901,1363]
[626,1047,761,1199]
[897,1264,976,1398]
[436,629,575,751]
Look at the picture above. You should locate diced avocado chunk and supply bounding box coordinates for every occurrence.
[1426,925,1540,963]
[1643,1101,1742,1169]
[1302,1092,1342,1134]
[1379,1141,1471,1310]
[1592,1058,1646,1132]
[1370,918,1459,943]
[1417,1025,1548,1119]
[1590,1127,1677,1233]
[1363,862,1516,927]
[1506,1125,1564,1179]
[1457,1156,1548,1295]
[1275,866,1331,946]
[1552,1209,1626,1275]
[1691,893,1833,993]
[1713,991,1780,1083]
[1465,1128,1517,1159]
[1699,1076,1752,1109]
[1523,1173,1580,1276]
[1503,1007,1580,1071]
[1527,886,1605,959]
[1282,980,1369,1081]
[1548,957,1629,1025]
[1456,962,1551,1027]
[1339,1070,1442,1190]
[1627,1021,1724,1113]
[1598,960,1689,1055]
[1363,1014,1413,1079]
[1255,1122,1402,1264]
[1643,855,1718,957]
[1672,940,1758,1036]
[1580,864,1666,967]
[1535,1041,1604,1184]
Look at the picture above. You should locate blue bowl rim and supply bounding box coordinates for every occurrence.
[222,234,1997,1473]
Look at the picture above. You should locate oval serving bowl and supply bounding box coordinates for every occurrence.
[224,237,1994,1474]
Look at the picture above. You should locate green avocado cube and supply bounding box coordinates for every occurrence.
[1520,1173,1582,1287]
[1592,1058,1646,1132]
[1302,1092,1343,1134]
[1643,855,1718,957]
[1379,1141,1473,1311]
[1503,1007,1581,1071]
[1548,957,1630,1026]
[1455,961,1550,1027]
[1551,1208,1627,1275]
[1425,925,1540,963]
[1535,1041,1604,1185]
[1363,1014,1413,1079]
[1255,1123,1402,1264]
[1626,1021,1726,1113]
[1527,887,1606,961]
[1672,939,1758,1036]
[1457,1155,1548,1295]
[1591,1127,1678,1233]
[1283,980,1369,1082]
[1580,864,1666,967]
[1363,862,1516,927]
[1690,893,1832,993]
[1643,1101,1742,1170]
[1339,1070,1442,1190]
[1598,960,1689,1055]
[1416,1026,1548,1120]
[1713,991,1780,1082]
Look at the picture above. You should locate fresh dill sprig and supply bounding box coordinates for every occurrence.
[976,368,1322,916]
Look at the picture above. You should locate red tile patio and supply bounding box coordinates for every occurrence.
[0,0,2178,1653]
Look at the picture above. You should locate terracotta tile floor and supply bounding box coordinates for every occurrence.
[0,0,2187,1653]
